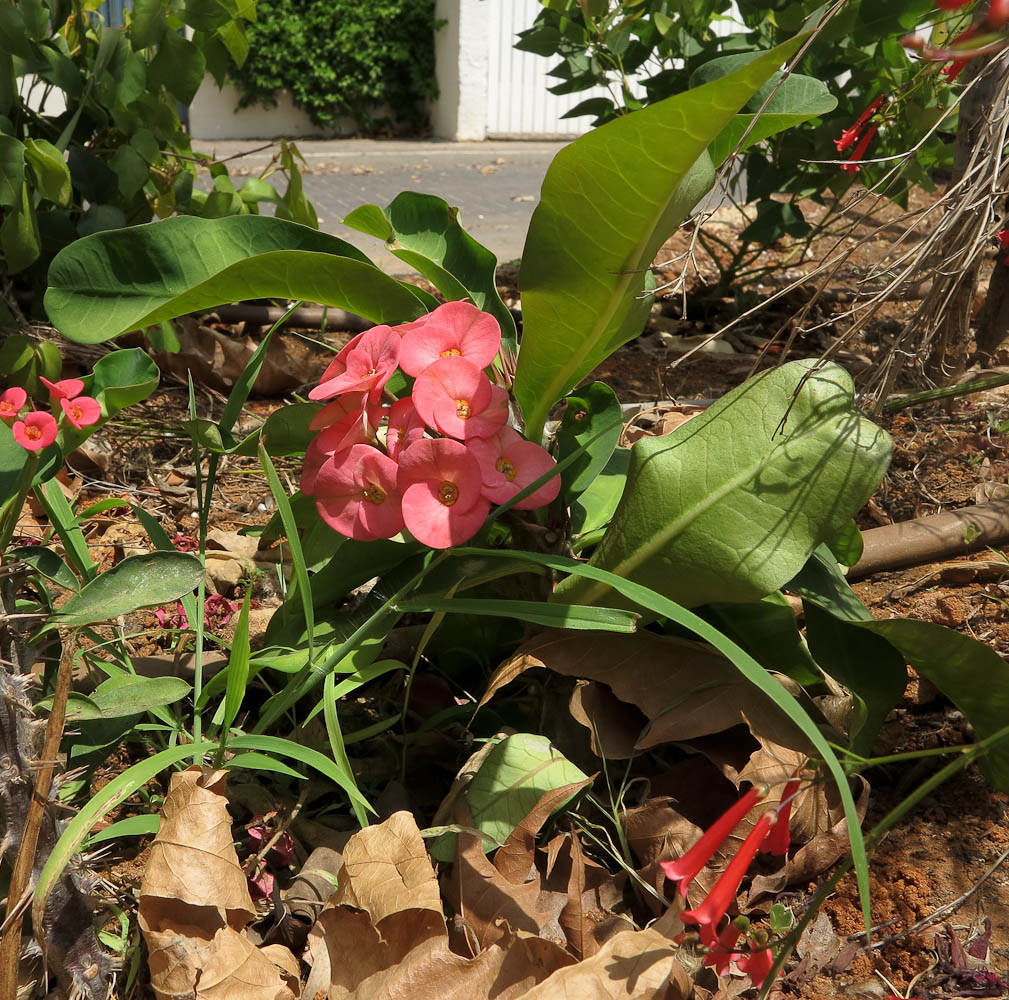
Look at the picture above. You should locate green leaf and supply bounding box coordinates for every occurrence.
[147,30,206,105]
[556,361,891,610]
[131,0,166,49]
[218,589,251,736]
[0,135,25,208]
[45,216,427,344]
[110,144,150,200]
[1,182,40,274]
[0,4,35,58]
[396,597,639,632]
[826,518,864,567]
[10,545,78,592]
[91,348,160,416]
[514,32,811,440]
[50,551,203,627]
[36,741,215,916]
[85,813,160,847]
[569,447,628,538]
[0,422,29,516]
[429,733,590,860]
[555,382,623,502]
[20,0,48,39]
[344,192,517,349]
[24,138,72,206]
[67,674,192,721]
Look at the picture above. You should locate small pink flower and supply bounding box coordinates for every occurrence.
[247,820,295,866]
[0,387,26,423]
[309,391,381,432]
[247,870,275,902]
[660,786,762,899]
[205,594,238,628]
[12,411,58,451]
[314,444,404,541]
[412,357,509,440]
[308,326,401,403]
[996,230,1009,251]
[397,437,490,549]
[155,602,189,630]
[40,376,86,401]
[385,397,426,461]
[59,395,101,429]
[398,301,502,377]
[680,812,775,942]
[173,534,199,552]
[736,947,775,989]
[468,426,560,509]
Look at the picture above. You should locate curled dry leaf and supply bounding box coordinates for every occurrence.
[139,767,299,1000]
[482,631,811,758]
[317,811,683,1000]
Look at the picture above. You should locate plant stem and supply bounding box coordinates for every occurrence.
[0,452,39,554]
[882,372,1009,413]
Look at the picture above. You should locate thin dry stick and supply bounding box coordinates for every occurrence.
[0,633,74,996]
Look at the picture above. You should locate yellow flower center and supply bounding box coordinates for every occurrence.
[0,404,13,416]
[25,425,41,441]
[495,458,517,482]
[455,399,471,419]
[438,481,459,506]
[70,405,83,421]
[440,347,461,357]
[362,485,386,505]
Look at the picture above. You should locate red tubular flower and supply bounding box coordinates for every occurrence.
[760,779,800,856]
[737,947,775,989]
[996,230,1009,250]
[680,812,774,938]
[660,786,762,899]
[701,919,745,976]
[989,0,1009,28]
[834,96,884,153]
[840,124,879,174]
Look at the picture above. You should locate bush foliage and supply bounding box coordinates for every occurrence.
[230,0,440,134]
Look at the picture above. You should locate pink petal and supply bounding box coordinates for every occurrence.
[412,357,495,439]
[469,429,560,508]
[40,377,85,401]
[399,301,502,376]
[386,397,425,461]
[308,327,400,401]
[60,395,101,429]
[397,438,484,513]
[309,392,367,431]
[315,445,402,540]
[401,482,489,548]
[12,411,58,451]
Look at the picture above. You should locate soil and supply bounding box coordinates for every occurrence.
[23,184,1009,999]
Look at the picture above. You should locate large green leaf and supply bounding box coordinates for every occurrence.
[513,33,810,440]
[44,215,429,343]
[50,551,203,627]
[430,732,590,861]
[556,361,891,610]
[0,134,25,208]
[344,191,517,349]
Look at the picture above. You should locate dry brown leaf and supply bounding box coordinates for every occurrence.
[517,927,690,1000]
[622,798,701,869]
[483,631,810,757]
[334,809,443,922]
[139,767,298,1000]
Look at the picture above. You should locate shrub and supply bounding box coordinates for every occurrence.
[230,0,440,134]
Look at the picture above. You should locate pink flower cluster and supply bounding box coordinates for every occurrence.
[0,377,101,452]
[660,779,801,989]
[301,301,559,549]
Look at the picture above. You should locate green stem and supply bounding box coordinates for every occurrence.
[0,452,39,554]
[881,372,1009,414]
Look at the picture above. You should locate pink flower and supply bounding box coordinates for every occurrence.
[12,411,58,451]
[468,426,560,509]
[173,534,199,552]
[0,388,26,423]
[397,437,490,548]
[412,357,509,440]
[308,326,400,403]
[385,397,426,461]
[205,594,238,628]
[155,602,189,630]
[840,124,878,174]
[680,812,774,942]
[59,395,101,429]
[314,444,404,541]
[247,870,275,902]
[736,947,775,989]
[301,398,378,496]
[40,376,86,401]
[660,786,762,899]
[997,230,1009,251]
[760,779,800,856]
[398,301,502,377]
[702,920,744,976]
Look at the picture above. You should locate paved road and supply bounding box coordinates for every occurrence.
[191,138,569,275]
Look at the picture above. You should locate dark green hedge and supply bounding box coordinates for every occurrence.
[230,0,440,134]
